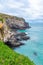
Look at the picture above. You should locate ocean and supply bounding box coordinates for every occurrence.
[15,22,43,65]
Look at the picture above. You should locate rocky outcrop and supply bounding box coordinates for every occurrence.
[15,32,30,41]
[0,13,30,48]
[6,18,30,30]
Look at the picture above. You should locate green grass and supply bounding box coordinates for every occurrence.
[0,41,35,65]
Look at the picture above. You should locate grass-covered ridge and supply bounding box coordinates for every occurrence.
[0,41,35,65]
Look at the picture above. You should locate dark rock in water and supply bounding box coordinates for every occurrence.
[13,42,24,47]
[14,32,30,41]
[15,36,22,41]
[21,36,30,40]
[16,32,27,36]
[33,52,37,56]
[16,36,30,41]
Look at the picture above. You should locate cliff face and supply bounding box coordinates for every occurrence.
[0,13,30,48]
[0,13,30,29]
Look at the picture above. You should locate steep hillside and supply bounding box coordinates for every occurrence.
[0,13,30,47]
[0,41,35,65]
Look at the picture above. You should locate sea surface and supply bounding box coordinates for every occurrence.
[15,22,43,65]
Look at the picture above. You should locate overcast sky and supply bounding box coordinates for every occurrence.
[0,0,43,22]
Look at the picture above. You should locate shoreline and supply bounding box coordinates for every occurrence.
[0,13,35,65]
[0,13,30,48]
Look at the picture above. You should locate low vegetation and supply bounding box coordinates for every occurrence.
[0,41,35,65]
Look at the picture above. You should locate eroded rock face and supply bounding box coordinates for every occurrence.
[6,17,30,30]
[0,13,30,48]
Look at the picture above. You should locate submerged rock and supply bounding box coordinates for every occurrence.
[33,52,37,56]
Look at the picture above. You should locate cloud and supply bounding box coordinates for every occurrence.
[0,4,4,10]
[0,0,43,21]
[20,0,43,20]
[28,0,43,20]
[7,0,24,9]
[19,0,43,20]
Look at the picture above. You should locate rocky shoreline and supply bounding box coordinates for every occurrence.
[0,13,30,48]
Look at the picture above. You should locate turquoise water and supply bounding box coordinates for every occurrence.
[15,23,43,65]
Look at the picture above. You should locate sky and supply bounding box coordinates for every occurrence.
[0,0,43,22]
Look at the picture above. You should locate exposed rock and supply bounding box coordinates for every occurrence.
[15,32,27,37]
[20,36,30,40]
[5,41,24,48]
[0,13,30,48]
[6,17,30,30]
[15,33,30,41]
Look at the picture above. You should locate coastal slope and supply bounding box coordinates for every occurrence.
[0,13,35,65]
[0,41,35,65]
[0,13,30,47]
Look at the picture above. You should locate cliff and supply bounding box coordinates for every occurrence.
[0,13,30,48]
[0,13,30,29]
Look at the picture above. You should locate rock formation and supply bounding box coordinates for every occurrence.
[0,13,30,48]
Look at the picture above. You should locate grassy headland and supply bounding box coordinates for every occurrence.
[0,13,35,65]
[0,41,35,65]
